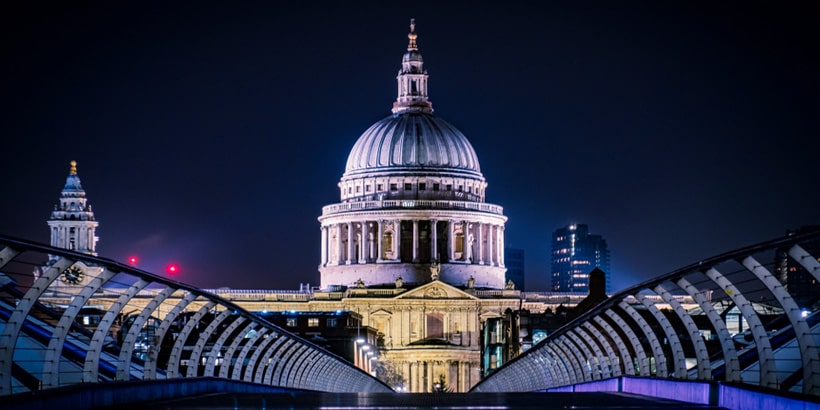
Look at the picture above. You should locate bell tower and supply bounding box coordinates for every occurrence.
[47,160,99,258]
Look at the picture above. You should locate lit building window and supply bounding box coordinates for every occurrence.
[308,318,319,327]
[327,318,337,328]
[286,318,297,327]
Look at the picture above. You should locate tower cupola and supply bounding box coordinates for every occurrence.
[48,160,99,255]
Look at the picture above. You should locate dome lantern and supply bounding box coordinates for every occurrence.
[392,18,432,114]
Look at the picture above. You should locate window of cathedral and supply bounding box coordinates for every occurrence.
[433,183,439,191]
[390,183,397,192]
[419,183,426,191]
[366,185,371,192]
[378,184,384,191]
[426,313,444,338]
[404,183,412,190]
[446,184,452,191]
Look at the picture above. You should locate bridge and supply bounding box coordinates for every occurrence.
[1,230,819,409]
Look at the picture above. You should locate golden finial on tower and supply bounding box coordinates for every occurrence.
[407,18,418,50]
[69,160,78,175]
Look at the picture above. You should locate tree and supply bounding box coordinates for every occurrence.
[432,374,451,393]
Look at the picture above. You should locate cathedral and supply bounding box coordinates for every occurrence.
[39,22,588,393]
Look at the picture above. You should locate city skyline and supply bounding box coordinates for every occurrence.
[2,2,818,291]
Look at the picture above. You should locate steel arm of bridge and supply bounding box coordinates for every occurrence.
[565,329,600,380]
[166,302,217,378]
[203,316,247,377]
[295,349,322,388]
[676,277,740,382]
[654,283,711,379]
[42,267,115,388]
[582,321,619,377]
[605,308,650,376]
[279,345,310,386]
[538,348,560,388]
[257,336,289,384]
[144,292,197,379]
[230,326,269,380]
[274,343,307,386]
[572,326,611,379]
[593,315,633,376]
[263,338,293,385]
[0,257,73,393]
[742,255,820,395]
[219,322,258,379]
[117,286,175,380]
[554,337,584,384]
[704,267,778,389]
[186,309,233,377]
[83,278,150,382]
[622,299,672,377]
[243,332,279,382]
[286,347,314,388]
[546,344,571,387]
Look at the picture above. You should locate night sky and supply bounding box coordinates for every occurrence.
[2,2,818,292]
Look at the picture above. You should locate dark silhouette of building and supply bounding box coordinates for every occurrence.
[504,247,525,291]
[551,224,610,293]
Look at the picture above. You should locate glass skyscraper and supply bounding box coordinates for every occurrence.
[551,224,610,293]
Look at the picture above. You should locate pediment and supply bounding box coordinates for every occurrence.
[370,308,393,317]
[395,280,479,300]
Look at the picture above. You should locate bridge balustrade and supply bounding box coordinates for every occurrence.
[472,229,820,397]
[0,235,392,396]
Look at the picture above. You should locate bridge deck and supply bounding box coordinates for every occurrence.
[106,391,727,409]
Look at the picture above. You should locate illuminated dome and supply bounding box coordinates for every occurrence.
[343,112,482,179]
[319,20,507,291]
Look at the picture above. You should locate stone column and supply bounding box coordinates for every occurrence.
[487,224,494,266]
[447,220,454,262]
[496,225,502,266]
[394,219,401,261]
[465,222,472,263]
[478,223,484,264]
[320,226,327,266]
[368,223,376,261]
[346,222,353,264]
[412,220,419,262]
[336,224,343,265]
[359,222,367,263]
[430,219,438,261]
[377,220,384,262]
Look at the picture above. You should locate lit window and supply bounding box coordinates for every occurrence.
[286,318,297,327]
[308,318,319,327]
[327,318,337,328]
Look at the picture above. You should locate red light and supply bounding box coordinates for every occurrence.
[166,264,179,275]
[128,256,138,265]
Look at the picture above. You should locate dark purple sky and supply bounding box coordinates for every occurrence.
[2,2,818,292]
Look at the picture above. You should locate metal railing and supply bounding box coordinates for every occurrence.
[472,228,820,397]
[0,235,392,396]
